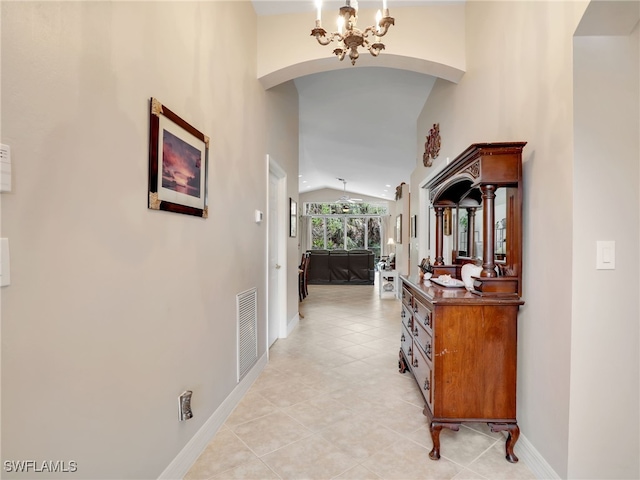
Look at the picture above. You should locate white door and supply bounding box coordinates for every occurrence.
[268,169,283,347]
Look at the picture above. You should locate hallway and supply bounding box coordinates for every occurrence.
[185,284,535,479]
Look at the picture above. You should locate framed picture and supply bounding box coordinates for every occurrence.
[148,97,209,218]
[395,214,402,244]
[410,215,417,238]
[290,198,297,237]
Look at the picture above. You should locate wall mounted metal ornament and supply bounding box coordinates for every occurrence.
[423,123,441,167]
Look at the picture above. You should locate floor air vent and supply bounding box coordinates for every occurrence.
[237,288,258,382]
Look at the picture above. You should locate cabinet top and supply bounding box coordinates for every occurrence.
[401,275,525,306]
[426,142,526,205]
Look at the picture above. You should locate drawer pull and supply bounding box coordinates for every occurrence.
[425,343,431,356]
[401,334,405,342]
[423,378,430,391]
[408,346,412,356]
[413,358,419,368]
[401,310,406,318]
[413,327,419,337]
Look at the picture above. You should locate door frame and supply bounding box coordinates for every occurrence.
[267,155,288,349]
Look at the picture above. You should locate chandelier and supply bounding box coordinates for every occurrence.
[311,0,395,66]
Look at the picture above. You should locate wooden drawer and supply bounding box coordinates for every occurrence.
[401,286,412,308]
[413,297,433,334]
[411,339,434,412]
[400,322,413,362]
[401,304,412,332]
[413,321,433,364]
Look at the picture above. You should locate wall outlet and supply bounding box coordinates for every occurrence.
[178,390,193,421]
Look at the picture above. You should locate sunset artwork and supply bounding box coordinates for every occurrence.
[149,97,208,217]
[161,129,202,198]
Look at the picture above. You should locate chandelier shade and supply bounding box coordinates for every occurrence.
[311,0,395,65]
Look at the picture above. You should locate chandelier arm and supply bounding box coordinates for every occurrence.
[315,35,332,46]
[311,25,345,46]
[361,19,393,40]
[376,17,395,37]
[362,25,377,36]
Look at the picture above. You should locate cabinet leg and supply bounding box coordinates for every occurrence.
[398,349,408,373]
[428,422,460,460]
[429,424,442,460]
[488,423,520,463]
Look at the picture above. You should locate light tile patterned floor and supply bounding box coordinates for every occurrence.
[185,283,536,480]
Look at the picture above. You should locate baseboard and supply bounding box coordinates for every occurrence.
[286,312,300,336]
[157,352,268,480]
[515,432,560,480]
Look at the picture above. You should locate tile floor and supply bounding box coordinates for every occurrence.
[185,282,536,480]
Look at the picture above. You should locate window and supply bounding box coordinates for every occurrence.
[305,202,387,261]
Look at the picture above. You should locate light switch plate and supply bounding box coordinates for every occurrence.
[0,144,12,193]
[0,238,10,286]
[596,240,615,270]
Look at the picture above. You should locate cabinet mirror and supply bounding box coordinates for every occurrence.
[425,142,525,297]
[454,188,507,262]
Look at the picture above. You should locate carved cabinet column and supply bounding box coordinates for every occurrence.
[467,207,477,259]
[481,184,497,277]
[434,207,444,265]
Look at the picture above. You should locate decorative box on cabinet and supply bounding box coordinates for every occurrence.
[399,143,526,463]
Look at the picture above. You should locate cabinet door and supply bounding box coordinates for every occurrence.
[434,304,518,420]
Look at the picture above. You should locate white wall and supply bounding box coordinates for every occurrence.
[413,1,590,477]
[570,21,640,479]
[265,81,301,334]
[0,2,291,478]
[394,183,411,274]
